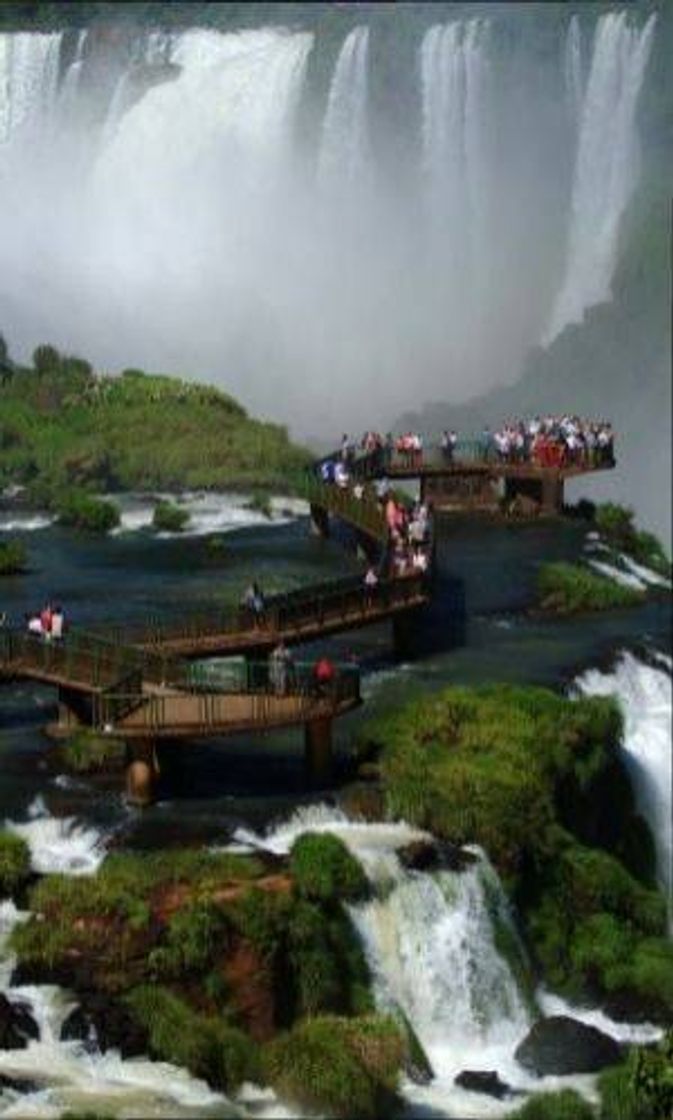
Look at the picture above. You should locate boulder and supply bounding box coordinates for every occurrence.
[455,1070,511,1099]
[60,994,148,1058]
[0,993,39,1049]
[397,840,440,872]
[515,1016,622,1075]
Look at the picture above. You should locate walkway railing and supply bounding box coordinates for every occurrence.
[320,440,616,479]
[93,661,361,732]
[299,474,388,541]
[0,628,189,691]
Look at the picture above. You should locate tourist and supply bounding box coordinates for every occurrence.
[40,603,53,642]
[26,612,42,637]
[363,565,379,606]
[314,656,336,696]
[270,640,293,696]
[51,605,64,640]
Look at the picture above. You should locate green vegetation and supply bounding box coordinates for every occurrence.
[0,831,31,896]
[263,1014,405,1120]
[594,504,672,580]
[152,500,190,533]
[56,490,121,532]
[290,833,369,904]
[59,730,126,773]
[599,1032,673,1120]
[508,1089,595,1120]
[536,562,644,613]
[245,490,273,518]
[359,685,671,1018]
[0,345,310,501]
[125,985,259,1092]
[0,538,27,574]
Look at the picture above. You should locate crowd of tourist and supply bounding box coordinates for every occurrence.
[325,417,615,477]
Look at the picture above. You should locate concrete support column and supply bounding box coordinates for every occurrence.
[310,504,330,539]
[541,473,564,516]
[304,716,333,787]
[57,686,91,731]
[125,738,159,807]
[392,611,420,660]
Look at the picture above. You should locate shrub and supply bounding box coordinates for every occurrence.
[290,833,369,904]
[0,831,31,895]
[245,490,273,518]
[57,491,120,532]
[32,343,61,377]
[599,1032,673,1120]
[594,503,671,578]
[60,730,126,773]
[0,539,27,574]
[125,985,258,1091]
[536,562,643,613]
[149,901,229,978]
[152,500,190,533]
[508,1089,595,1120]
[263,1014,405,1119]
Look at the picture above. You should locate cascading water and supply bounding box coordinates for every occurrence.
[544,11,656,344]
[317,26,371,193]
[563,15,583,121]
[0,31,62,144]
[574,650,673,931]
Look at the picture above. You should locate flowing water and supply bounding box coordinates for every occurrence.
[0,507,670,1115]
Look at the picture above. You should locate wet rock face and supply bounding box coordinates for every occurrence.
[397,838,478,873]
[0,993,39,1049]
[454,1070,512,1098]
[515,1015,622,1075]
[60,994,148,1058]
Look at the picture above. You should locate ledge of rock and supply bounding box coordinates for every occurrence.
[455,1070,512,1099]
[0,993,39,1050]
[515,1015,622,1075]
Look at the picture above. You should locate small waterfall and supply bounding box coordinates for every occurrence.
[5,795,109,876]
[56,29,87,120]
[564,15,583,120]
[0,30,63,144]
[544,11,656,344]
[574,650,673,931]
[317,26,370,193]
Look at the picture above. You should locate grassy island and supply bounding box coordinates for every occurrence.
[0,538,27,574]
[536,561,645,614]
[358,685,673,1024]
[5,833,411,1118]
[0,342,310,503]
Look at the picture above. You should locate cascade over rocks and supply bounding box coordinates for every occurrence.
[0,993,39,1049]
[454,1070,513,1099]
[396,838,478,873]
[515,1015,622,1075]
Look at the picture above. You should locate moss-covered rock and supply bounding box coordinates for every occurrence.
[536,561,644,613]
[152,500,190,533]
[59,730,126,774]
[0,538,27,575]
[0,832,31,897]
[598,1031,673,1120]
[290,832,369,903]
[125,985,259,1092]
[508,1089,595,1120]
[262,1014,405,1119]
[56,491,120,532]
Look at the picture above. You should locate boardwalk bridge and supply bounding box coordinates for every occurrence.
[0,435,614,804]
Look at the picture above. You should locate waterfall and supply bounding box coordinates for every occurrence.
[564,15,583,120]
[0,30,62,144]
[56,29,87,121]
[543,11,656,344]
[5,795,109,876]
[317,26,370,193]
[574,650,673,932]
[420,20,491,300]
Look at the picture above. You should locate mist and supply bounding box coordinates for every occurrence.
[0,10,666,525]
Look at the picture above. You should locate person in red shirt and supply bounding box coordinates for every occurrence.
[40,603,53,641]
[313,657,336,696]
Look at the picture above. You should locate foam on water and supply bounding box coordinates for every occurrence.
[111,491,304,537]
[585,557,647,590]
[0,515,54,532]
[5,796,108,876]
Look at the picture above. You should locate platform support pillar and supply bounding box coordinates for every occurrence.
[541,473,564,515]
[304,716,333,787]
[125,738,158,807]
[310,503,330,539]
